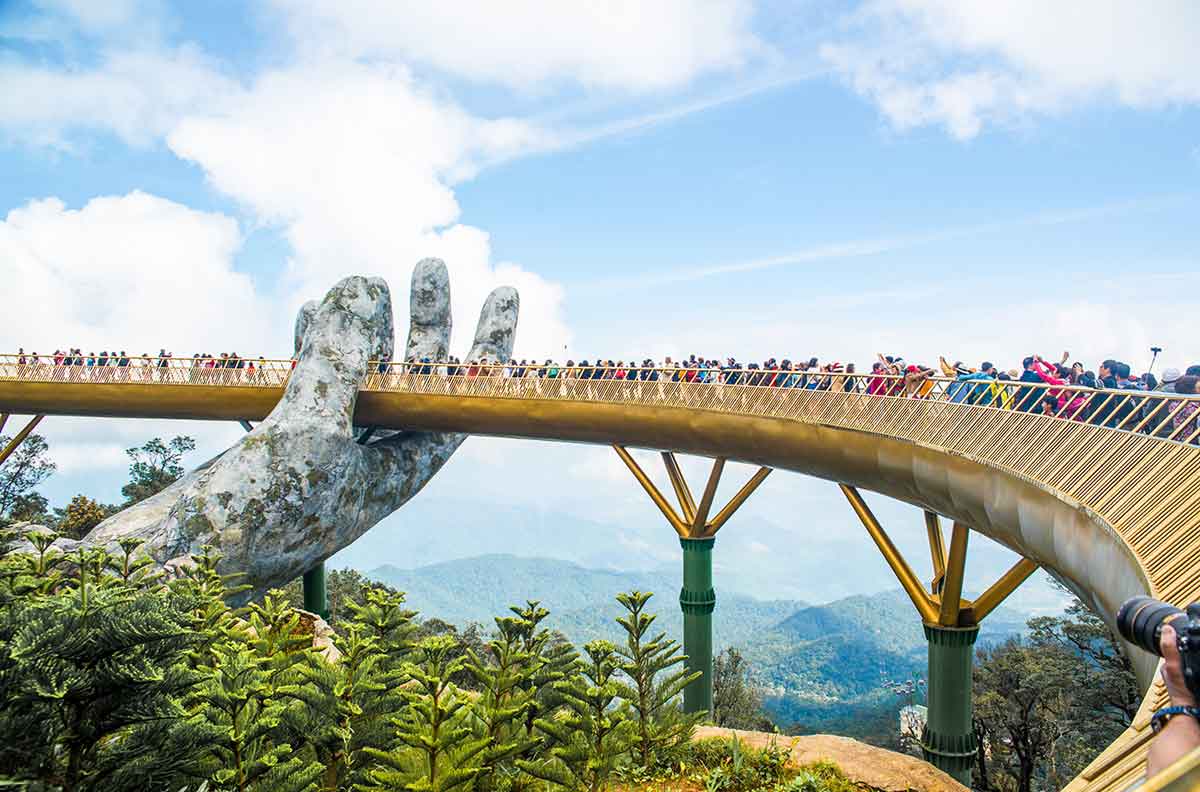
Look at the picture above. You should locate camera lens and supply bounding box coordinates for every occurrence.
[1117,595,1184,656]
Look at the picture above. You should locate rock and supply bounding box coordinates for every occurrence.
[693,727,968,792]
[294,609,342,663]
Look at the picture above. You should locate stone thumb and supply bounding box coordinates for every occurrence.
[269,276,394,436]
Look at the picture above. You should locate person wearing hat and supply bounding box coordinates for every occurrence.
[1161,367,1182,394]
[945,358,997,405]
[904,363,936,398]
[1142,367,1183,437]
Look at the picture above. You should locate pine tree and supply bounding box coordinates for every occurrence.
[359,634,488,792]
[246,588,317,677]
[346,586,420,668]
[0,526,67,597]
[170,545,252,670]
[279,625,410,791]
[189,641,323,792]
[107,536,161,586]
[518,640,636,792]
[0,547,211,791]
[468,616,541,790]
[509,600,577,741]
[614,590,703,770]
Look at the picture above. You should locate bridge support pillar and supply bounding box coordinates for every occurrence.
[680,536,716,715]
[921,623,979,785]
[838,484,1038,786]
[303,562,329,620]
[613,445,771,719]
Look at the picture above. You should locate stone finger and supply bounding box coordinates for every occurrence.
[464,286,519,365]
[405,258,451,363]
[293,300,319,356]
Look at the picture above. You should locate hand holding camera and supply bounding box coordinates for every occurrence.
[1117,596,1200,775]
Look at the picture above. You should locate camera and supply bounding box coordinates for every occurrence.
[1117,596,1200,698]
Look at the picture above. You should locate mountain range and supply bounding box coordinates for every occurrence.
[365,553,1029,731]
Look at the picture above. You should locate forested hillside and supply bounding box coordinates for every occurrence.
[366,556,1027,732]
[369,554,805,651]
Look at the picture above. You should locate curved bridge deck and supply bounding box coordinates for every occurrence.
[3,358,1200,791]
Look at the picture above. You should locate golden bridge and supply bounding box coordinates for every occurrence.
[3,355,1200,791]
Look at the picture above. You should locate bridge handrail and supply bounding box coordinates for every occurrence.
[2,354,1198,446]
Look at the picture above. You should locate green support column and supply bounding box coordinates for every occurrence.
[920,623,979,785]
[303,562,329,621]
[680,536,716,716]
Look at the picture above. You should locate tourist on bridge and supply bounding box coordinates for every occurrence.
[1014,356,1044,412]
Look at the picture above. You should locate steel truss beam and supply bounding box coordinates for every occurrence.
[0,415,44,467]
[615,446,770,539]
[839,484,1037,627]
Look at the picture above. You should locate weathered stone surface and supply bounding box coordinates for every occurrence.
[693,727,968,792]
[62,261,518,600]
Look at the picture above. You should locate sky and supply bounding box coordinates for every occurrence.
[2,0,1199,610]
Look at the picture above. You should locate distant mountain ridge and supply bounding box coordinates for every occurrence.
[368,554,804,651]
[365,553,1029,730]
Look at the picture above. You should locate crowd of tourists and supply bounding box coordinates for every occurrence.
[12,347,1200,442]
[13,349,274,377]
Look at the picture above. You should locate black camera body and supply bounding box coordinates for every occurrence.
[1117,596,1200,699]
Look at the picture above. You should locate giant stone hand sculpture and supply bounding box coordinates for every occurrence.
[77,260,518,599]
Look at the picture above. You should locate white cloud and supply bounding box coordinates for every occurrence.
[821,0,1200,139]
[0,192,274,487]
[167,60,571,359]
[0,46,237,149]
[29,0,158,36]
[268,0,761,93]
[0,191,275,354]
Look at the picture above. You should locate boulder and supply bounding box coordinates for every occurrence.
[693,727,968,792]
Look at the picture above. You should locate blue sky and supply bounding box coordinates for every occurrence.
[2,0,1199,608]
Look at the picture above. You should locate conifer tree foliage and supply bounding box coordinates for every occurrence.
[467,616,540,791]
[3,523,775,792]
[614,590,703,769]
[0,543,210,791]
[346,586,420,667]
[280,625,409,791]
[518,640,637,792]
[360,634,489,792]
[190,641,323,792]
[508,600,578,741]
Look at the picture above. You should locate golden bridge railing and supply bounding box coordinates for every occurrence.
[1,354,1198,446]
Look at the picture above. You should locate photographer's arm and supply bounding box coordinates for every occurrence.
[1147,624,1200,776]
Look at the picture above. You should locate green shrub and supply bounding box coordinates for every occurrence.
[680,735,792,792]
[784,762,858,792]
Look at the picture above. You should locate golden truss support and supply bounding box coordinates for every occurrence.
[0,413,8,435]
[840,484,1037,628]
[0,414,43,467]
[661,452,698,524]
[938,522,970,627]
[614,445,770,538]
[973,558,1039,622]
[840,484,939,624]
[613,445,688,535]
[925,510,947,594]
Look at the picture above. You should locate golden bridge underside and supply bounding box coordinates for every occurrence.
[4,373,1199,791]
